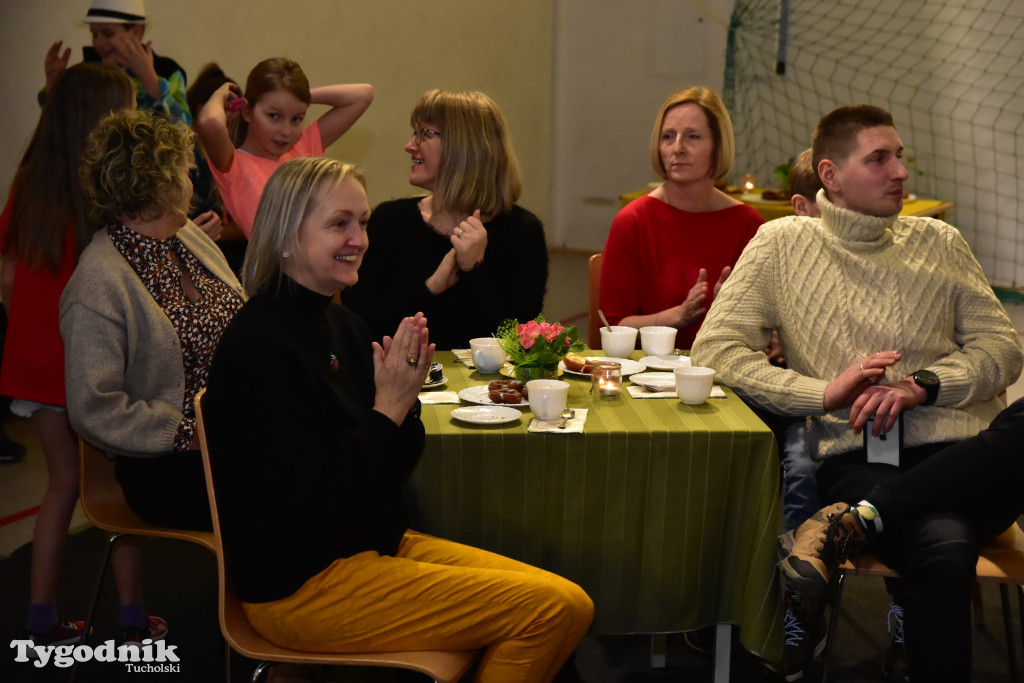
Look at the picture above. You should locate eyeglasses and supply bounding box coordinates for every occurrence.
[411,128,441,144]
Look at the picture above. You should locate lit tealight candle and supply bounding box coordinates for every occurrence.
[742,173,756,192]
[591,361,622,398]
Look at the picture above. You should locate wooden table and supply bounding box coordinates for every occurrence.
[407,351,784,678]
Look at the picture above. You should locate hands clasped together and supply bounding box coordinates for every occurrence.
[823,350,927,436]
[426,210,488,295]
[372,313,435,425]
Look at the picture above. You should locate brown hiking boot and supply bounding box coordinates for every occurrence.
[779,503,867,620]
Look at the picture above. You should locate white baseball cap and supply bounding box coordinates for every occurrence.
[85,0,147,24]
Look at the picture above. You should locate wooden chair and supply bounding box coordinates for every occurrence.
[588,252,602,348]
[76,439,216,679]
[193,389,478,683]
[822,525,1024,682]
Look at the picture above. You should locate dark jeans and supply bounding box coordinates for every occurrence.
[816,397,1024,682]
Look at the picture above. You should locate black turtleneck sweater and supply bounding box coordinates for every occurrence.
[204,276,424,603]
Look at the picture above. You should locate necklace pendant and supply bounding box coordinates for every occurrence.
[329,354,339,372]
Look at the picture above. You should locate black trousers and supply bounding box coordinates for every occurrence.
[816,397,1024,682]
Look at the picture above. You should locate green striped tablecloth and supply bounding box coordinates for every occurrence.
[408,351,783,664]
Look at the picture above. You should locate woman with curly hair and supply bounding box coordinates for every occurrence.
[60,108,244,542]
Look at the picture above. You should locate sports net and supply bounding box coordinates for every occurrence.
[723,0,1024,288]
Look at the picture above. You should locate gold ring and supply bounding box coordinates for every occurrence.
[407,356,418,366]
[456,228,464,237]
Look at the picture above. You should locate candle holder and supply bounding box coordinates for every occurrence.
[592,361,622,398]
[742,173,756,192]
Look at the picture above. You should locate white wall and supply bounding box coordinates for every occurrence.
[549,0,735,251]
[0,1,554,222]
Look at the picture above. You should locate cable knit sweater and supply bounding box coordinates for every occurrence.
[691,190,1023,460]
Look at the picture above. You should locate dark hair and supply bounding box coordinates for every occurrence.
[812,105,895,174]
[186,62,235,119]
[231,58,310,148]
[2,63,134,272]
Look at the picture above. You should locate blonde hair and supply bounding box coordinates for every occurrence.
[81,109,194,226]
[243,157,366,297]
[650,86,735,182]
[410,89,522,216]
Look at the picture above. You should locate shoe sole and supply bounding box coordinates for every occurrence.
[780,556,830,620]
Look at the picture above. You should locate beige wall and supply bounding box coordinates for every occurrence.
[0,0,555,223]
[0,1,737,250]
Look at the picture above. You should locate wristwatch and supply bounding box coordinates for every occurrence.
[912,369,940,406]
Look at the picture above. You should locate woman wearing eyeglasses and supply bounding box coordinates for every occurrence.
[343,89,548,350]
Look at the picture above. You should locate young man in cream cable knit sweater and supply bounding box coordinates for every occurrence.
[692,104,1024,682]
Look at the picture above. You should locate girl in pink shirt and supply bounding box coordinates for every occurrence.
[196,57,373,238]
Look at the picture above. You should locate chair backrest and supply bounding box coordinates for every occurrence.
[78,439,215,551]
[193,389,478,680]
[588,252,602,348]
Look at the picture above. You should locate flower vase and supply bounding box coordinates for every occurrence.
[514,363,559,382]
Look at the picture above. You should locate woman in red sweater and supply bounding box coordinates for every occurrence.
[600,86,763,351]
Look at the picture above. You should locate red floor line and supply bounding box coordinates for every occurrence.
[0,505,40,528]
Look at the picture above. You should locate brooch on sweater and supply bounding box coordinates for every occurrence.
[329,354,339,372]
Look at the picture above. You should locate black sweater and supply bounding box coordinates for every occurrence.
[204,277,423,603]
[343,198,548,349]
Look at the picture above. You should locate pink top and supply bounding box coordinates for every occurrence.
[600,194,763,350]
[208,121,324,238]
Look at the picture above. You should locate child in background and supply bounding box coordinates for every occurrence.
[187,63,247,274]
[1,63,165,648]
[42,0,190,124]
[788,148,822,218]
[196,57,373,238]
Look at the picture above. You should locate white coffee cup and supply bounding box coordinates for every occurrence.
[469,337,505,374]
[526,379,569,421]
[674,366,716,405]
[599,325,638,358]
[640,325,677,356]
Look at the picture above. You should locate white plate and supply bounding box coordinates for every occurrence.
[639,354,692,371]
[629,372,678,392]
[422,376,448,389]
[450,405,522,425]
[458,384,530,407]
[558,356,644,377]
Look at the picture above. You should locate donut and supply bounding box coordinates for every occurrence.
[488,388,523,404]
[488,379,524,393]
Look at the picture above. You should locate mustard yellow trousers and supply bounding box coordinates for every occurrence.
[243,530,594,683]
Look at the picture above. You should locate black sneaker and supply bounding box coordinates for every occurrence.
[779,503,866,620]
[121,616,168,647]
[782,606,826,681]
[882,602,909,682]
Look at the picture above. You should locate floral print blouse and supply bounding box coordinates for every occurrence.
[109,223,243,451]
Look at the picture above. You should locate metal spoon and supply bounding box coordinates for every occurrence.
[558,408,575,429]
[598,309,612,333]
